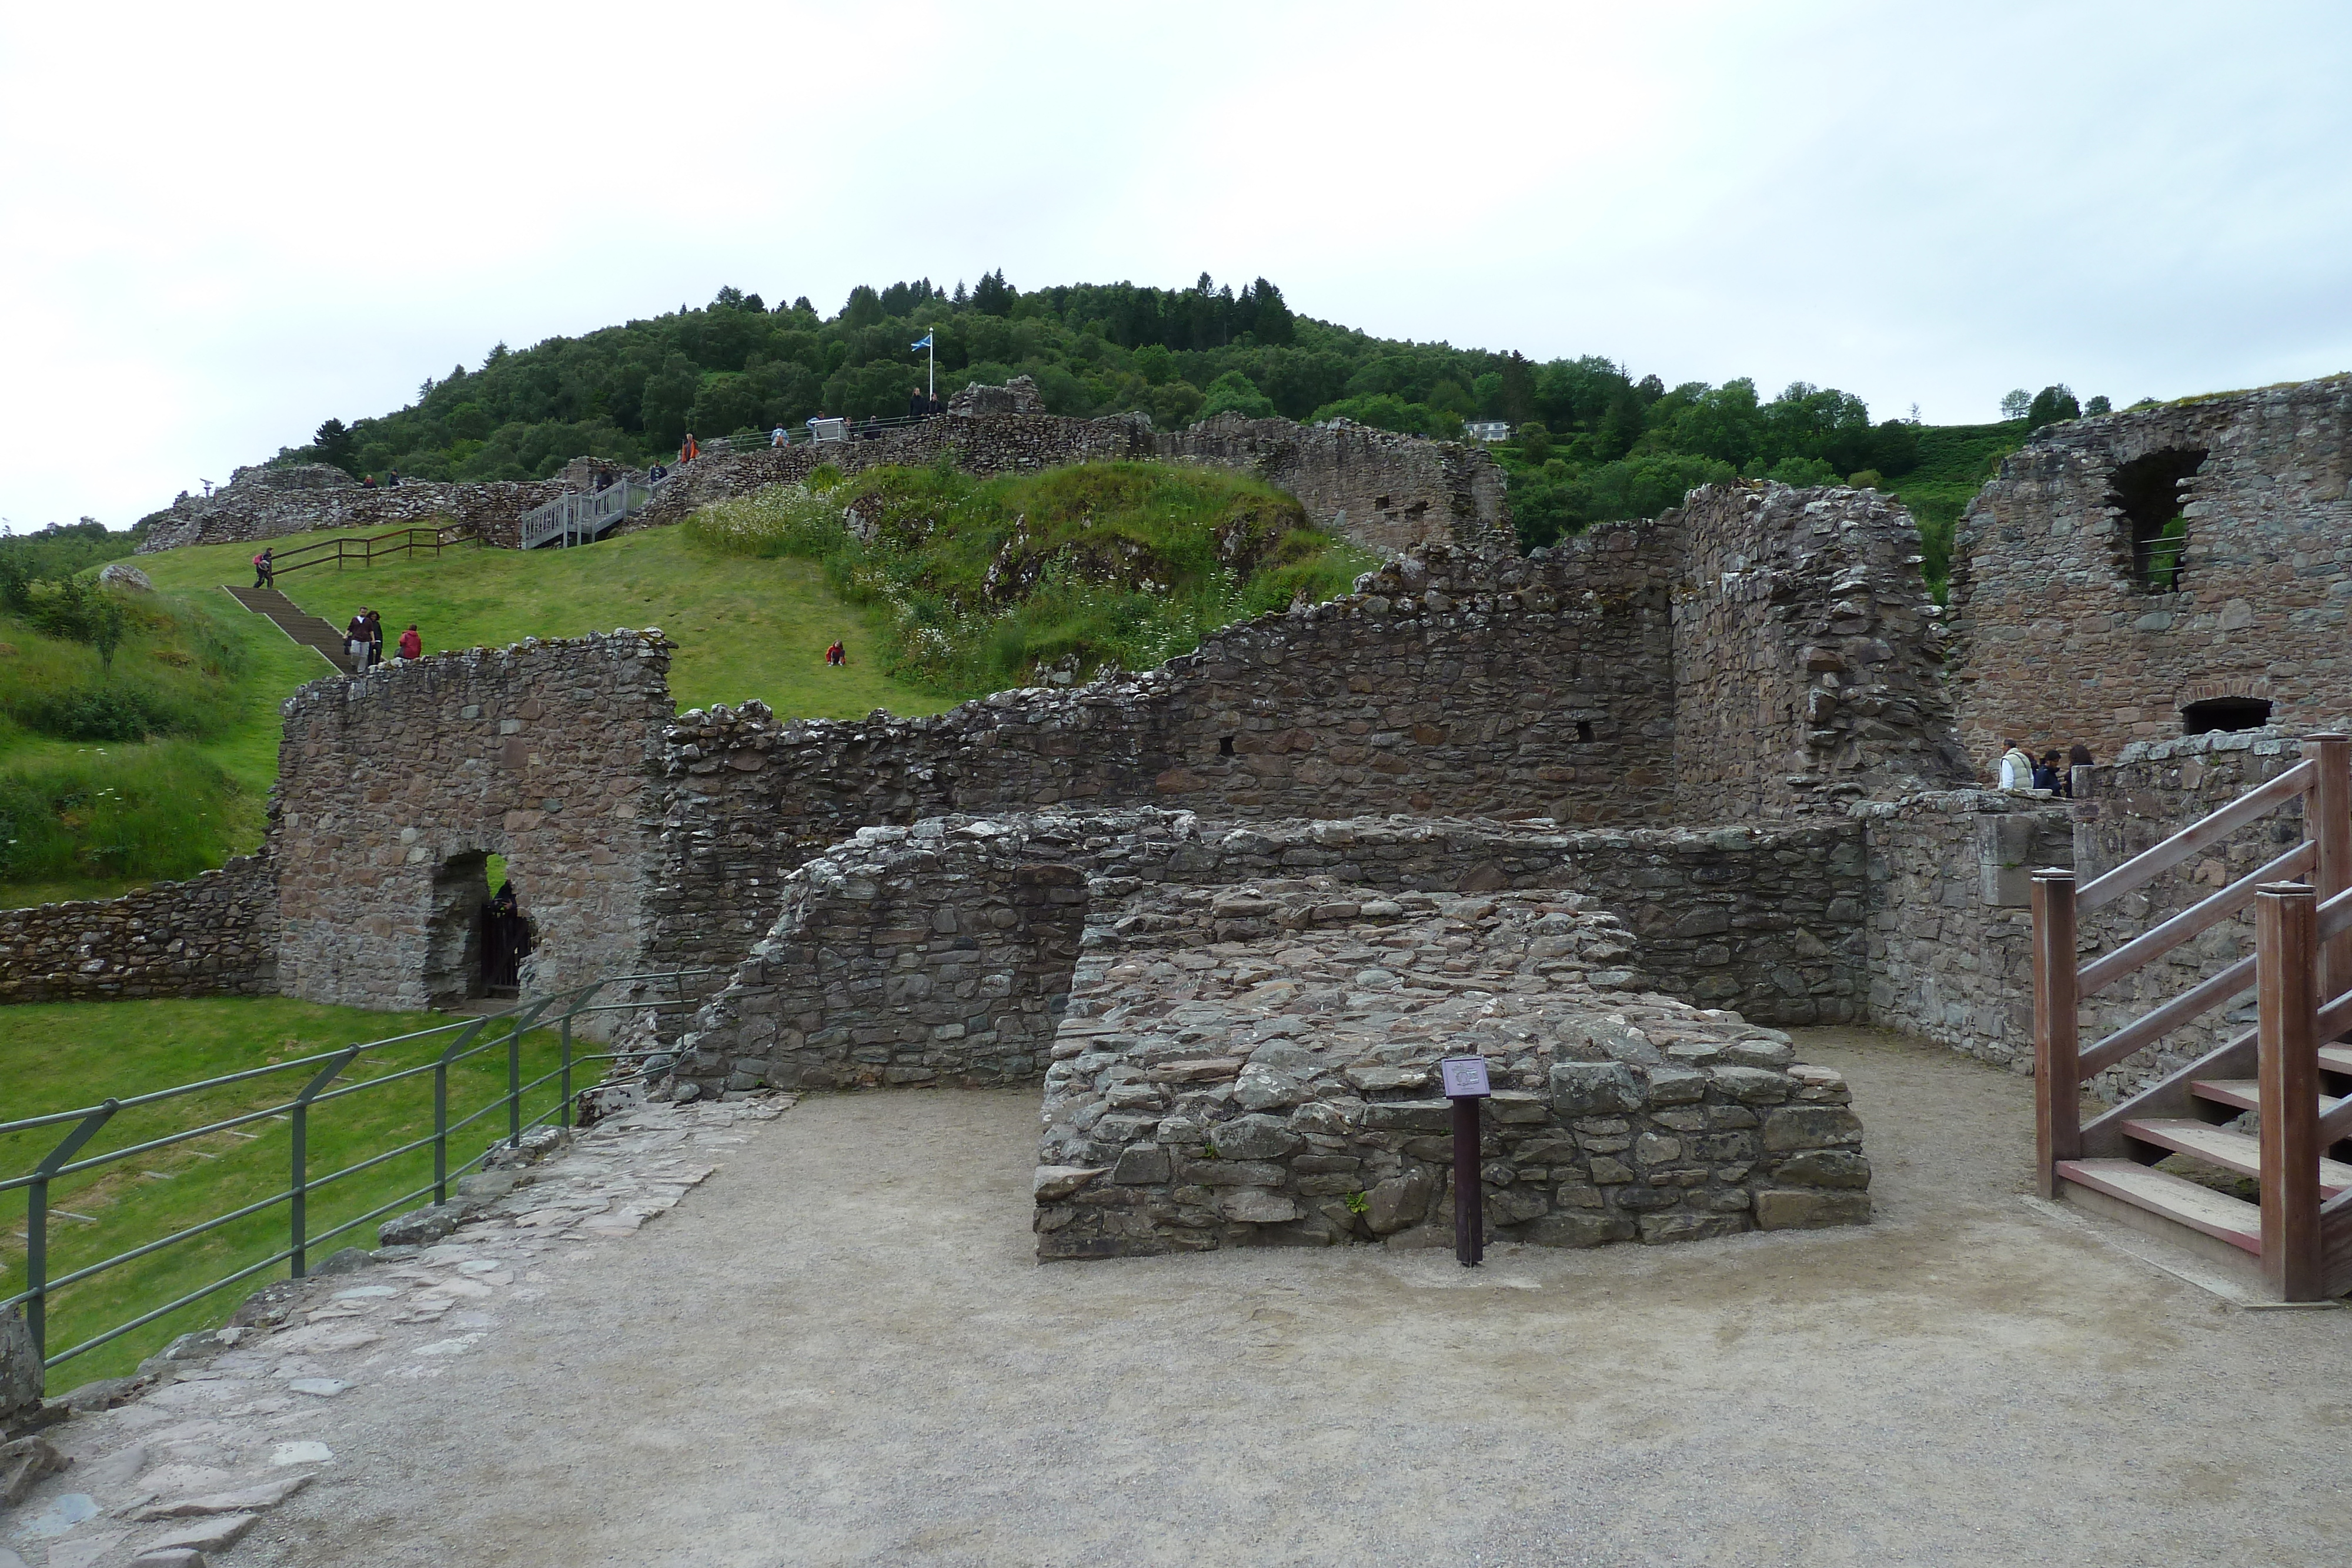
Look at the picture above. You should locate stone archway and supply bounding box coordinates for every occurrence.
[423,850,493,1008]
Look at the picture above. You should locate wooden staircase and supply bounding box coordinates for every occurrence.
[223,584,358,673]
[2034,733,2352,1300]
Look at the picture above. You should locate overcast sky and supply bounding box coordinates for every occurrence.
[2,1,2346,531]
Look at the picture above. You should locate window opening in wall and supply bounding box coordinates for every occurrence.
[2181,697,2271,735]
[1218,735,1235,756]
[2109,448,2207,593]
[1576,720,1593,743]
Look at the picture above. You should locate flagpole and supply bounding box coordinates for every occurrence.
[928,336,935,402]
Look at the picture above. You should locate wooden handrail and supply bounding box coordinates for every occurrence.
[268,523,477,577]
[2033,870,2080,1196]
[2076,759,2316,912]
[2077,951,2256,1079]
[2077,840,2317,996]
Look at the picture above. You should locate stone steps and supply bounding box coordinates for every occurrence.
[223,584,357,672]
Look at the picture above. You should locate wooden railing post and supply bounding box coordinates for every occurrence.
[2032,868,2080,1197]
[2304,734,2351,1007]
[2254,881,2323,1300]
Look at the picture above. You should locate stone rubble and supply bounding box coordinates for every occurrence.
[1034,884,1867,1259]
[2,1096,786,1568]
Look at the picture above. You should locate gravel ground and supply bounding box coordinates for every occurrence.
[232,1027,2350,1567]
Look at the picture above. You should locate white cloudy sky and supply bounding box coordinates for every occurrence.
[2,0,2346,530]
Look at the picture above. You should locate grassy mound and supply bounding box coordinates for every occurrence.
[686,459,1377,693]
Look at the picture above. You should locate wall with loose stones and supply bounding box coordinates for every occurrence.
[0,854,278,1004]
[1035,884,1869,1259]
[665,808,1870,1099]
[1946,376,2352,767]
[136,464,565,552]
[270,631,675,1015]
[1671,483,1971,820]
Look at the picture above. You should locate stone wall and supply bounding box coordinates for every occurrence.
[1037,885,1869,1258]
[136,464,564,553]
[1672,484,1970,819]
[271,631,674,1015]
[1855,727,2321,1092]
[666,808,1869,1098]
[0,855,278,1003]
[140,409,1514,561]
[633,539,1680,963]
[1947,376,2352,766]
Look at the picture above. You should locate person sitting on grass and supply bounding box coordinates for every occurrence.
[398,623,422,661]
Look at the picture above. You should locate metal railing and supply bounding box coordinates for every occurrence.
[1,968,716,1387]
[708,412,943,452]
[518,474,671,550]
[261,523,481,579]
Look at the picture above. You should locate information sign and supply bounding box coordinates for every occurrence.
[1438,1056,1491,1098]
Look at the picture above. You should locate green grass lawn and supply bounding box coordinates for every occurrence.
[1,994,588,1393]
[136,523,950,722]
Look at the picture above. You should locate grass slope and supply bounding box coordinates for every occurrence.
[1,995,577,1389]
[1876,420,2029,599]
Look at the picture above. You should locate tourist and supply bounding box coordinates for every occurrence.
[825,639,846,668]
[649,461,668,482]
[386,470,401,488]
[908,387,928,420]
[252,547,274,589]
[771,423,789,448]
[361,473,377,489]
[1997,739,2037,791]
[365,609,385,670]
[2033,750,2063,792]
[398,623,422,661]
[679,432,699,466]
[345,609,371,670]
[927,393,944,417]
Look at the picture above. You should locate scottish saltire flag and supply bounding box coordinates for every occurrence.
[911,333,934,350]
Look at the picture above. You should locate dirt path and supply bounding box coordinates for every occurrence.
[223,1027,2346,1567]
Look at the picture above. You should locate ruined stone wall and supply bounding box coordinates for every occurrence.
[140,410,1512,562]
[633,540,1677,976]
[1672,484,1970,820]
[0,855,278,1003]
[1947,376,2352,766]
[667,808,1869,1096]
[1855,791,2073,1072]
[136,464,563,553]
[272,631,674,1015]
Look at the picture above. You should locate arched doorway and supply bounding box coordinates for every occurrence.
[423,850,491,1008]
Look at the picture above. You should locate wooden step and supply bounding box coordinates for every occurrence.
[222,583,356,672]
[2190,1078,2349,1116]
[2055,1159,2263,1253]
[2120,1118,2352,1195]
[2321,1044,2352,1076]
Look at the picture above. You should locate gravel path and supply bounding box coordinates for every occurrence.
[39,1027,2352,1567]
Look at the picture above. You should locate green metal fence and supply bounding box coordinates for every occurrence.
[1,970,714,1389]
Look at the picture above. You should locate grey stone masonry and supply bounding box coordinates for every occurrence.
[1672,483,1970,820]
[666,807,1869,1100]
[272,630,676,1016]
[1948,375,2352,767]
[629,406,1518,556]
[0,854,278,1003]
[1035,885,1868,1259]
[136,463,564,552]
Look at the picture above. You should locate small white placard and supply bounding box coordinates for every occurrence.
[1438,1057,1491,1098]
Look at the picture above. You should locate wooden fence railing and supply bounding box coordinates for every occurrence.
[2032,732,2352,1299]
[266,522,480,577]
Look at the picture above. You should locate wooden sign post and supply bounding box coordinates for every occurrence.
[1439,1055,1491,1268]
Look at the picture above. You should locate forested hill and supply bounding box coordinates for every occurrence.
[283,270,2032,568]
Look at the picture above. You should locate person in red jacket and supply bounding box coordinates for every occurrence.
[397,624,422,661]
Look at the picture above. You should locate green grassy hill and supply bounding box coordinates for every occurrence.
[1875,420,2029,597]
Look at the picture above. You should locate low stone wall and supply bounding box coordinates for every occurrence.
[0,855,278,1003]
[272,631,674,1015]
[1856,791,2073,1072]
[1035,885,1869,1258]
[667,808,1869,1098]
[136,464,563,553]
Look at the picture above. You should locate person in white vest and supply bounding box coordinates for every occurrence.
[1998,739,2037,791]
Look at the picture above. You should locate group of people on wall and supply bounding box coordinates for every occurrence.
[1997,739,2093,797]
